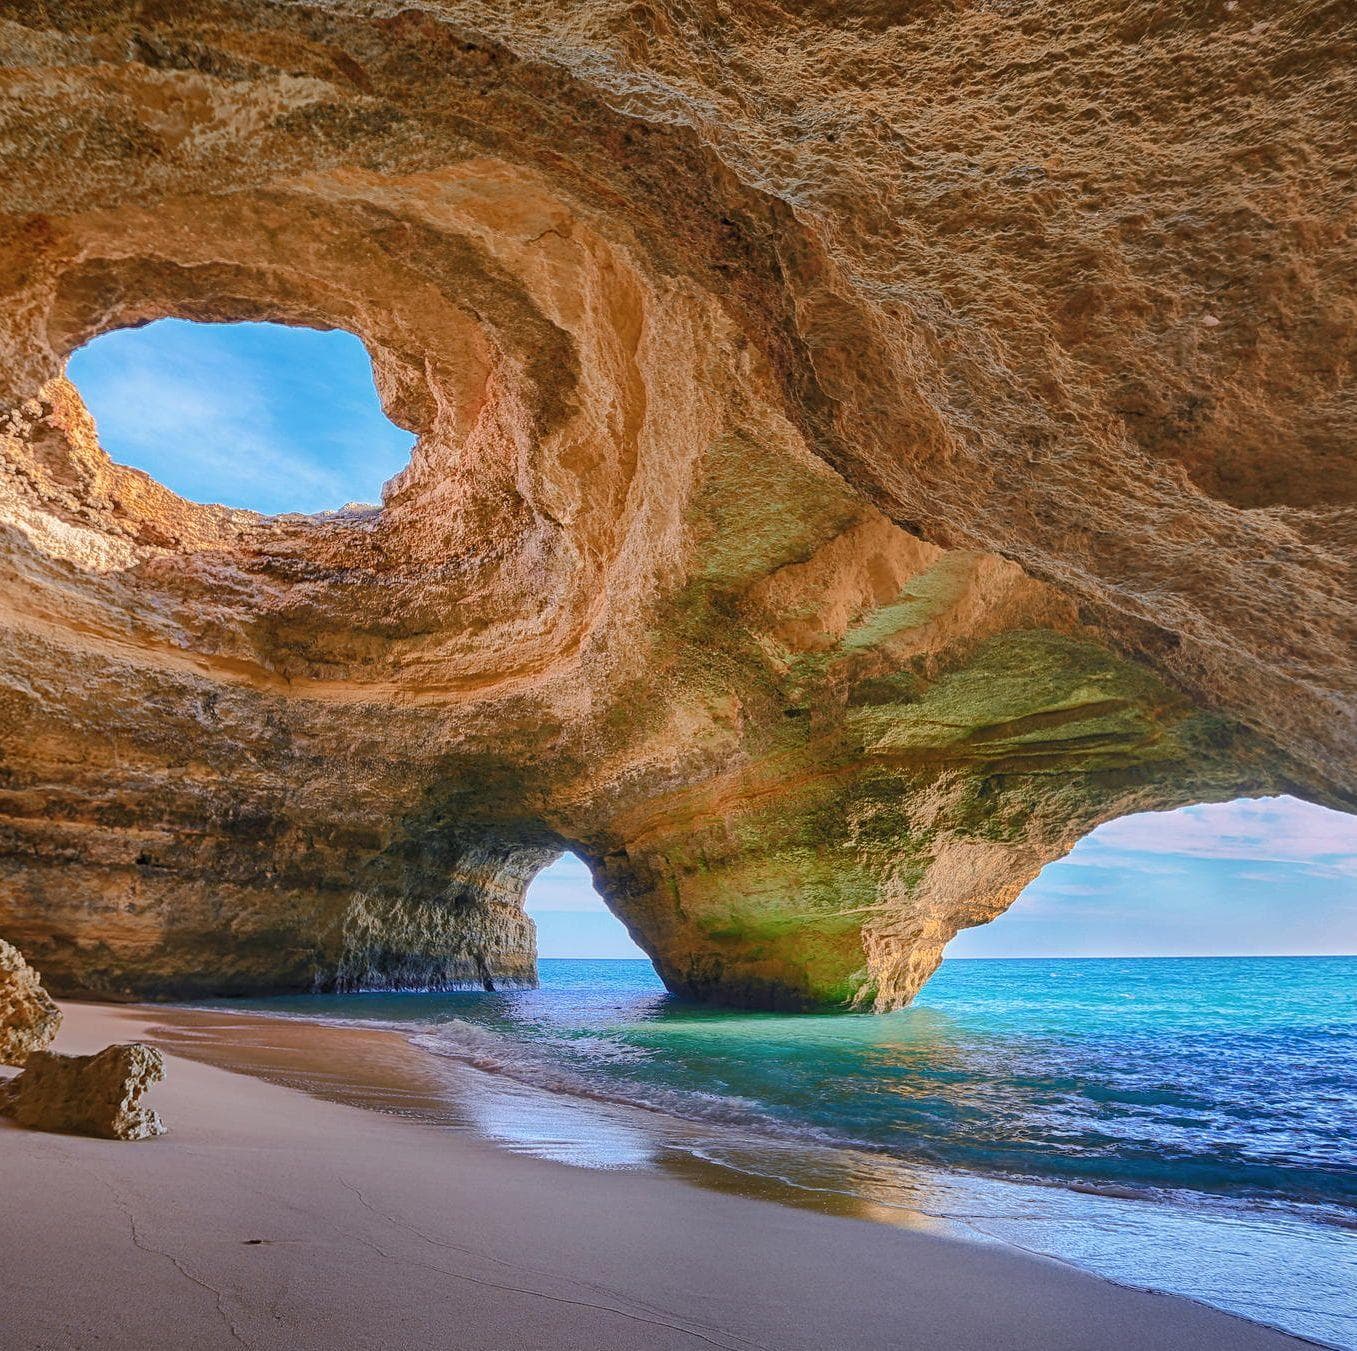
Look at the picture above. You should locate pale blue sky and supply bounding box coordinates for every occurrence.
[69,319,414,515]
[69,320,1357,961]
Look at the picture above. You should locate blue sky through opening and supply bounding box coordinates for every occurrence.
[68,319,415,515]
[67,320,1357,959]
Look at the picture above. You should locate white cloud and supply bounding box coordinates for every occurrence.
[525,853,611,913]
[1081,796,1357,875]
[1064,853,1189,877]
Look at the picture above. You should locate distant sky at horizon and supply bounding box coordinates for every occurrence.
[68,321,1357,962]
[946,795,1357,959]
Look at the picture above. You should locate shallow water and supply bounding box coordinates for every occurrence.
[180,956,1357,1349]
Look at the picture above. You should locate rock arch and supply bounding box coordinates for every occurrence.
[0,1,1351,1010]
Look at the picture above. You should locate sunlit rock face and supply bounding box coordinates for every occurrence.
[0,939,61,1065]
[0,2,1351,1010]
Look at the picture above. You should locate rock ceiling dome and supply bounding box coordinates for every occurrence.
[0,1,1351,1009]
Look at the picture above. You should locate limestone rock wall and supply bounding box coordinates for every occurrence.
[0,2,1351,1009]
[0,938,61,1064]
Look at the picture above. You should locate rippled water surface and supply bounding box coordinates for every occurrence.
[198,956,1357,1348]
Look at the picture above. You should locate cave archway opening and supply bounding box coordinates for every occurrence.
[943,795,1357,963]
[66,318,417,516]
[524,852,648,963]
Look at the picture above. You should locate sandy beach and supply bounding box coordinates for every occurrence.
[0,1002,1323,1351]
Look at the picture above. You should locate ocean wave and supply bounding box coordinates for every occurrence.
[406,1018,860,1150]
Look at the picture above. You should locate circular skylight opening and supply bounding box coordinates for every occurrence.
[67,318,416,516]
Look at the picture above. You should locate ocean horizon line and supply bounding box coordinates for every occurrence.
[533,951,1357,963]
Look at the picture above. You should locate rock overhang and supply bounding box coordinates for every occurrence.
[0,0,1351,1010]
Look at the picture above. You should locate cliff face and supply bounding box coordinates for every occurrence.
[0,2,1351,1010]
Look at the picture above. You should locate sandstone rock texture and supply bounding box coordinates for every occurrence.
[0,2,1352,1010]
[1,1043,166,1140]
[0,937,61,1064]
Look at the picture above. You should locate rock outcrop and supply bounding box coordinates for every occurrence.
[1,1043,167,1140]
[0,3,1352,1010]
[0,938,61,1065]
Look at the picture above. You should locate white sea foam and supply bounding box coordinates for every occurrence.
[406,1017,832,1142]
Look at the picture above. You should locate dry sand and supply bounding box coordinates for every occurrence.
[0,1003,1319,1351]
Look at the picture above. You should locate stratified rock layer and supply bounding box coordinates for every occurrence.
[0,3,1352,1009]
[1,1043,166,1140]
[0,938,61,1065]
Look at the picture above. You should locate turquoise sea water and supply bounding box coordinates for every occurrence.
[212,956,1357,1348]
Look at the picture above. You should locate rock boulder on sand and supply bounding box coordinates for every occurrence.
[0,938,61,1066]
[1,1043,167,1140]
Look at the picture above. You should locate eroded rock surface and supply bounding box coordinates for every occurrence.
[0,3,1352,1009]
[1,1043,166,1140]
[0,938,61,1065]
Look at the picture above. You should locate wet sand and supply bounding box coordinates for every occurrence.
[0,1001,1324,1351]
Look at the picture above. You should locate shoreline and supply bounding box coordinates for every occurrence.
[134,994,1357,1348]
[0,1000,1332,1351]
[137,993,1350,1227]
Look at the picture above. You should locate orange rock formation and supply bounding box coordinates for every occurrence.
[0,2,1352,1009]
